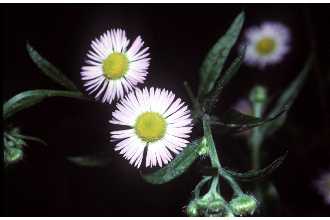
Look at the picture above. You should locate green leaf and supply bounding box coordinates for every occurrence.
[27,43,78,91]
[10,133,47,146]
[67,151,112,167]
[198,11,245,98]
[211,108,287,134]
[141,138,203,184]
[3,89,86,120]
[222,151,288,182]
[204,46,246,113]
[260,54,313,137]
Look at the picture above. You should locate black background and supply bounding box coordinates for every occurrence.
[3,4,330,216]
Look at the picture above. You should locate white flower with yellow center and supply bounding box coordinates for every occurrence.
[110,87,193,168]
[81,29,150,103]
[243,22,290,68]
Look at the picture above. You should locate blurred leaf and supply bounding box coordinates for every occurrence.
[223,151,288,182]
[3,89,86,120]
[27,43,78,91]
[11,133,47,146]
[211,108,287,134]
[204,46,246,113]
[260,55,313,137]
[67,151,112,167]
[198,11,245,98]
[141,138,203,184]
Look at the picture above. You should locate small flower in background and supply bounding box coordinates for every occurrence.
[233,98,253,137]
[234,98,252,115]
[243,21,291,69]
[110,87,193,168]
[315,171,330,205]
[81,29,150,104]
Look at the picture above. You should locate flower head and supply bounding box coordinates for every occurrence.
[243,21,291,68]
[315,171,330,205]
[110,87,193,168]
[229,194,257,216]
[81,29,150,103]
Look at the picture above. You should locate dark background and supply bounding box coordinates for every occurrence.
[3,4,330,216]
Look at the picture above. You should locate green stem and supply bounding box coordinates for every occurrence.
[221,171,243,196]
[202,115,221,169]
[210,176,219,193]
[249,101,264,202]
[250,102,263,170]
[202,115,222,195]
[193,176,212,198]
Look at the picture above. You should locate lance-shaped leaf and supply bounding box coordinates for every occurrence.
[27,43,78,91]
[3,89,87,120]
[260,54,313,137]
[198,11,245,99]
[211,108,287,134]
[141,138,203,184]
[10,133,47,146]
[204,46,246,113]
[222,151,288,182]
[67,151,112,167]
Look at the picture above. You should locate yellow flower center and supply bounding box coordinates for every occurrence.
[255,37,276,55]
[102,52,129,80]
[135,112,167,143]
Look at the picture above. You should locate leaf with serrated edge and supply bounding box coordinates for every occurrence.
[141,138,203,184]
[3,89,86,120]
[198,11,245,98]
[27,43,78,91]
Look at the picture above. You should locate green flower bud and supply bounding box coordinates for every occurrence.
[4,147,23,164]
[186,200,199,217]
[196,193,212,208]
[249,85,267,103]
[229,194,257,216]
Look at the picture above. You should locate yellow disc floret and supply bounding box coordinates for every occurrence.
[135,112,167,143]
[102,52,129,80]
[255,37,276,55]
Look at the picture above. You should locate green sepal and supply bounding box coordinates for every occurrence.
[27,42,78,91]
[3,89,87,120]
[198,11,245,99]
[141,138,203,184]
[222,151,288,182]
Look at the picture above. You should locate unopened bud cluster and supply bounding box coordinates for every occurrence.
[186,192,234,217]
[186,193,257,217]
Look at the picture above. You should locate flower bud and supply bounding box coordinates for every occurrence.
[196,193,211,208]
[229,194,257,216]
[4,146,23,164]
[186,200,199,217]
[249,85,267,103]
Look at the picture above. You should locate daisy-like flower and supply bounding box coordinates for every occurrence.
[315,171,330,205]
[110,87,193,168]
[81,29,150,103]
[243,21,291,68]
